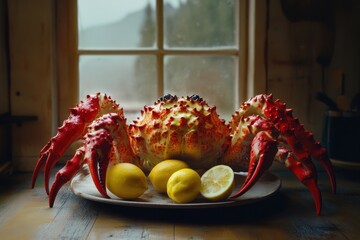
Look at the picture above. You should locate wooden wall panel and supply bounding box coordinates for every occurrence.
[0,0,9,115]
[8,0,55,171]
[267,0,360,141]
[0,0,10,167]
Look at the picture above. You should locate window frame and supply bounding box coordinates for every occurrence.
[56,0,266,124]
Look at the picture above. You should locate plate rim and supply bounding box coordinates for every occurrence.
[70,167,281,209]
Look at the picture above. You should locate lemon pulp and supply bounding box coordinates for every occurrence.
[148,159,189,193]
[106,163,148,200]
[200,165,235,201]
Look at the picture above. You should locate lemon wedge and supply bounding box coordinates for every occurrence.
[200,165,235,201]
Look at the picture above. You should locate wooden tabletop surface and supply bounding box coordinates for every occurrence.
[0,165,359,240]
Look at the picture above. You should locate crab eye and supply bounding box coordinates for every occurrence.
[189,94,203,102]
[159,94,177,102]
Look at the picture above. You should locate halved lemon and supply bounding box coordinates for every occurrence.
[200,165,235,201]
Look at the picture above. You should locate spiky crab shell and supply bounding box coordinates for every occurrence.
[228,94,288,133]
[129,95,230,171]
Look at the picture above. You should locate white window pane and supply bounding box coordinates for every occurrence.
[78,0,156,49]
[164,55,236,120]
[79,55,157,121]
[164,0,237,49]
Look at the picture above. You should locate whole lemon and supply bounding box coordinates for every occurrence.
[167,168,201,203]
[106,163,148,200]
[148,159,189,193]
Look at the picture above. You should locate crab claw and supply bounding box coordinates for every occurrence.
[49,147,85,207]
[307,141,336,194]
[32,115,85,194]
[284,150,322,215]
[231,131,278,198]
[84,128,113,198]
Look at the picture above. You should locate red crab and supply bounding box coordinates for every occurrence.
[32,93,336,214]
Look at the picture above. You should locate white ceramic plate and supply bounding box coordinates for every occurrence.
[70,166,281,209]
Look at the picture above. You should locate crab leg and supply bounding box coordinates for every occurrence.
[276,115,336,194]
[291,123,336,193]
[49,147,85,207]
[276,146,322,215]
[84,128,113,198]
[32,114,85,194]
[231,94,336,193]
[48,112,136,207]
[32,93,122,195]
[270,96,336,193]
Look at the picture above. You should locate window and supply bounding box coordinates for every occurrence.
[58,0,265,123]
[76,0,246,121]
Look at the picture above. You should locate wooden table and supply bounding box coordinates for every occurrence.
[0,166,359,240]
